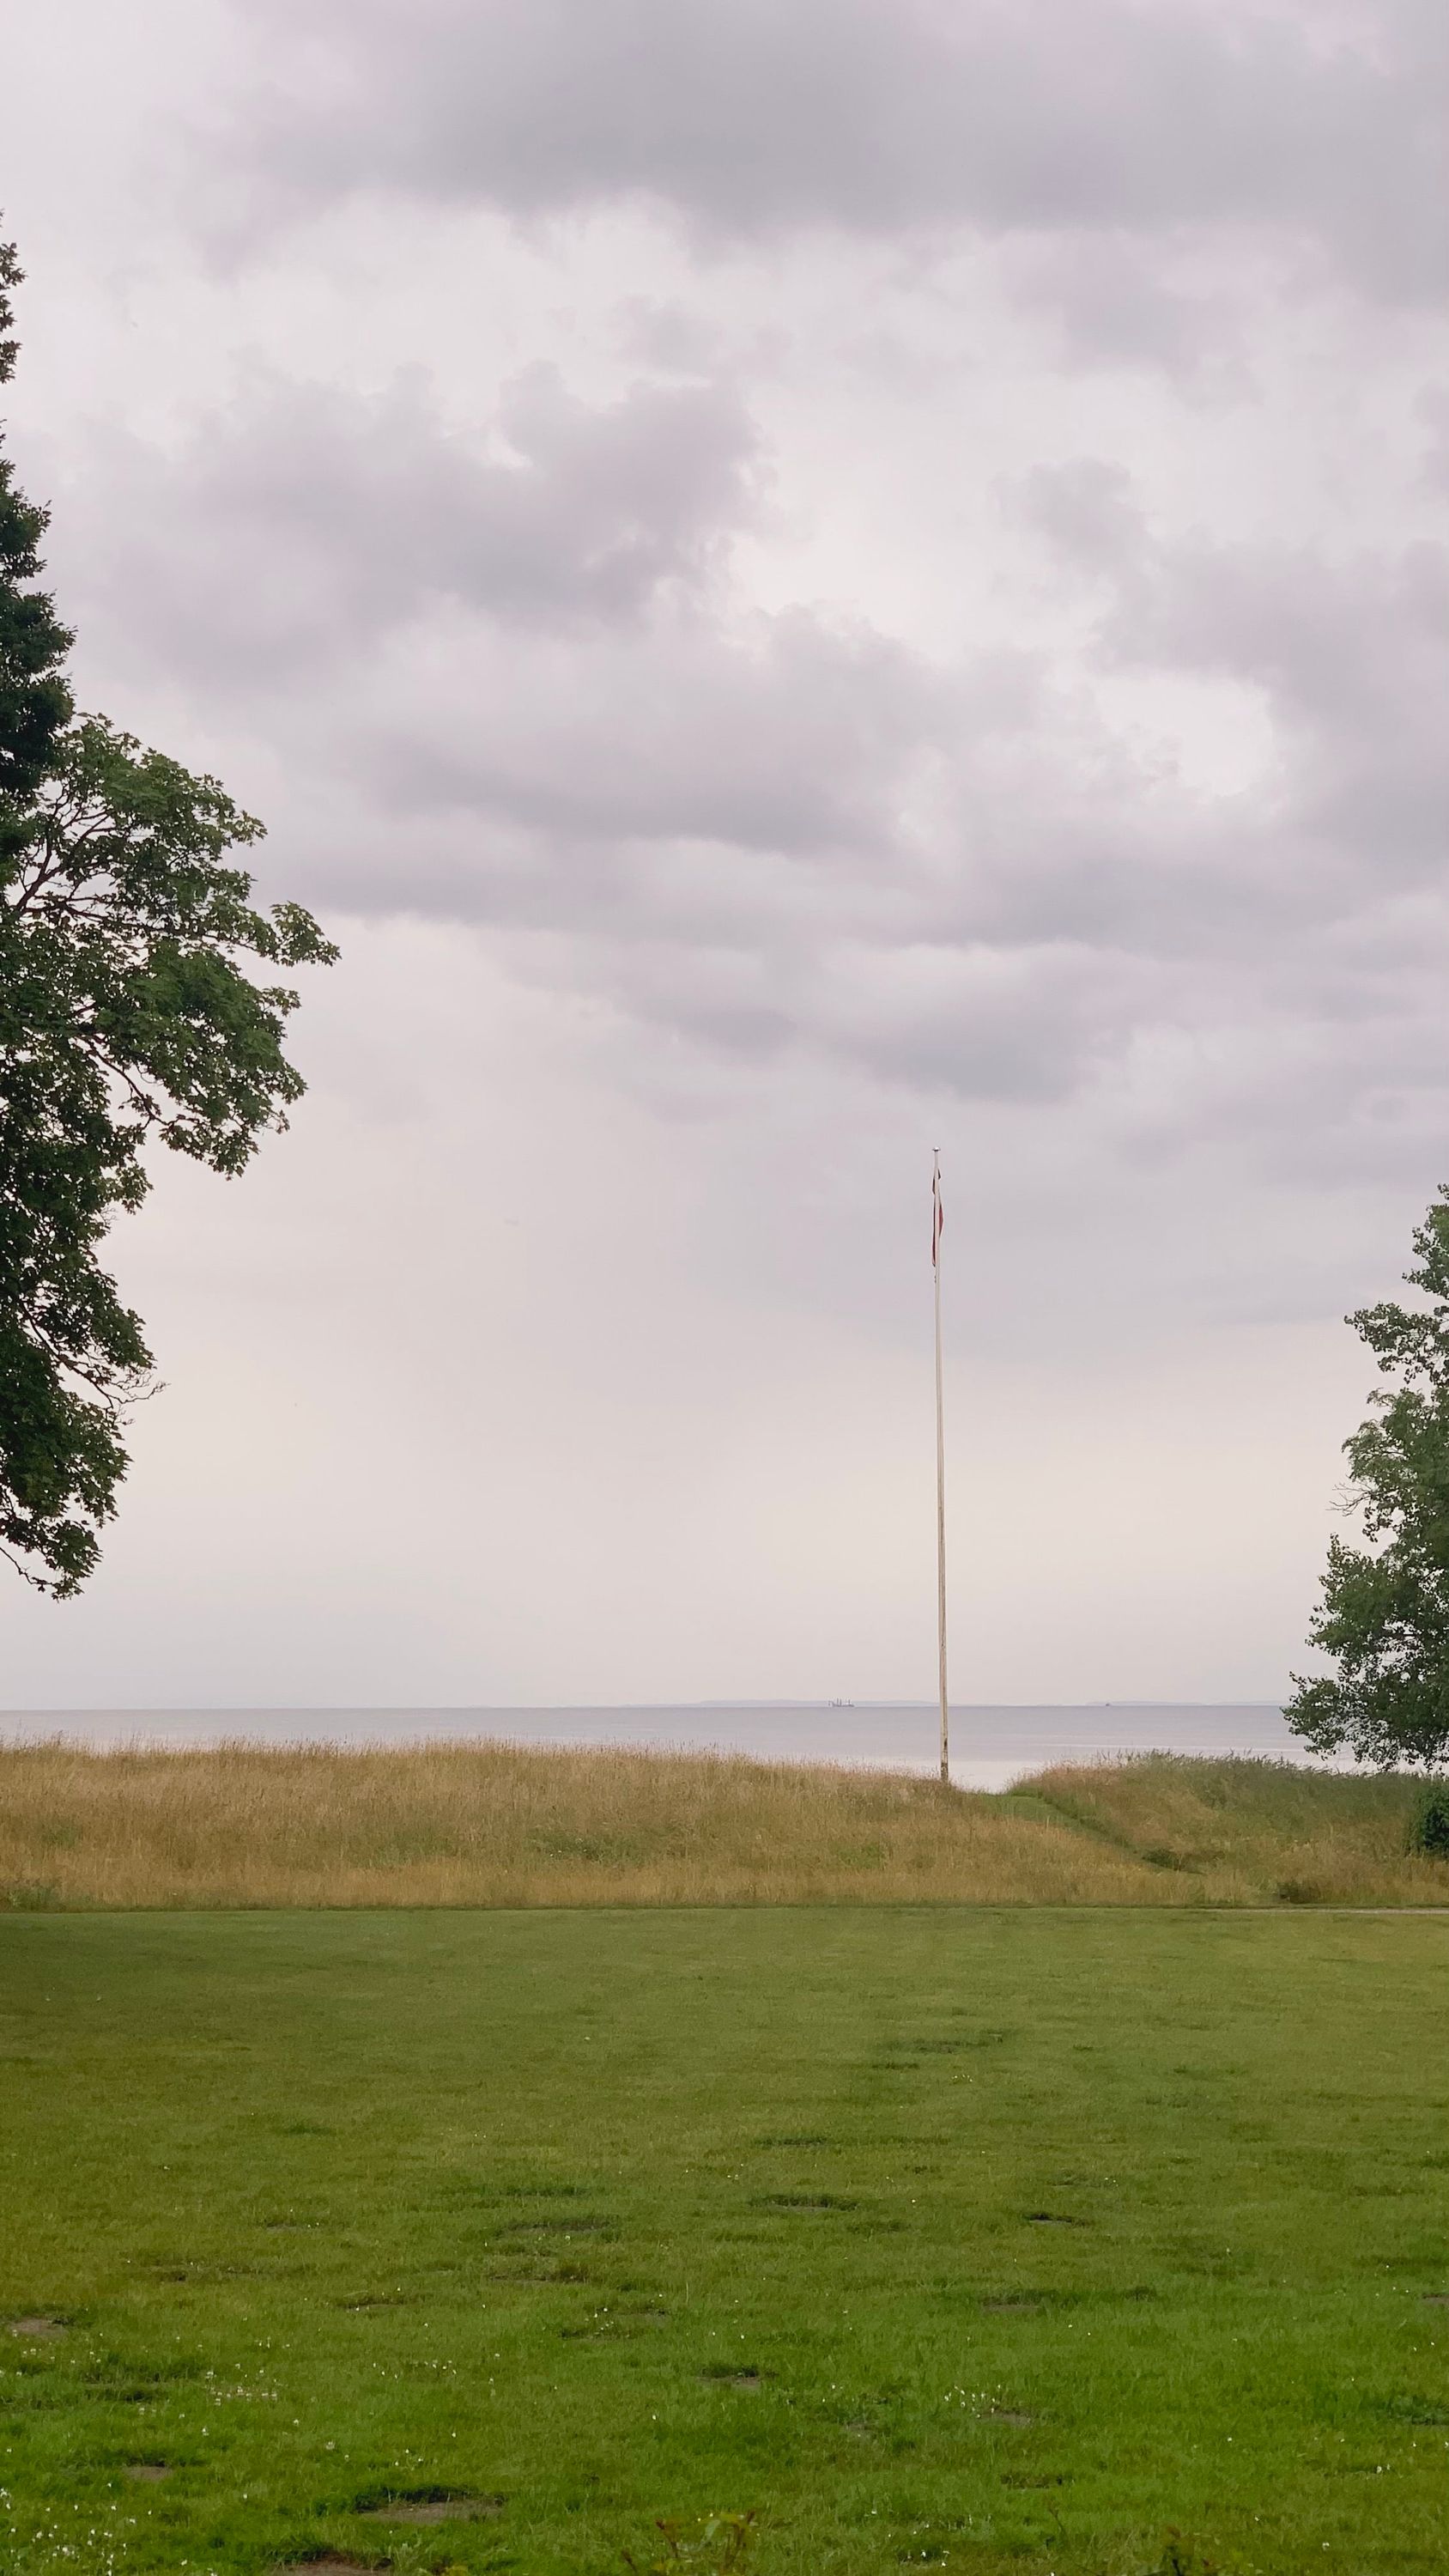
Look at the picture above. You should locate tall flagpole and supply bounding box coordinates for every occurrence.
[932,1151,949,1785]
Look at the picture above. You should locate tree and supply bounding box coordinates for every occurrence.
[0,238,336,1596]
[1286,1189,1449,1770]
[0,239,73,854]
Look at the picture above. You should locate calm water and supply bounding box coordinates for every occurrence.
[0,1701,1315,1789]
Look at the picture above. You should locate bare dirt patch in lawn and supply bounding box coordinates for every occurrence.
[276,2560,389,2573]
[361,2493,503,2524]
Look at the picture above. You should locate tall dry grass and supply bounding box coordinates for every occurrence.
[0,1737,1168,1909]
[2,1741,1445,1911]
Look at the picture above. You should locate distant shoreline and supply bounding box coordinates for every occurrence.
[0,1698,1289,1714]
[0,1699,1303,1795]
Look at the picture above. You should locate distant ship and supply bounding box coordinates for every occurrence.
[827,1698,855,1709]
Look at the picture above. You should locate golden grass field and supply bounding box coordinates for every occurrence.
[1,1737,1445,1909]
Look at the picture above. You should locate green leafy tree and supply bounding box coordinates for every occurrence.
[1287,1189,1449,1769]
[0,239,73,854]
[0,237,336,1595]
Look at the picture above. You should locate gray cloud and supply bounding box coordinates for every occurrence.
[52,366,947,866]
[74,366,760,680]
[1009,457,1148,576]
[1001,231,1251,376]
[51,361,1449,1134]
[356,612,946,858]
[231,0,1448,301]
[19,0,1448,1150]
[1110,533,1449,888]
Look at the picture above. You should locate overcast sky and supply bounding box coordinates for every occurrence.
[2,0,1446,1710]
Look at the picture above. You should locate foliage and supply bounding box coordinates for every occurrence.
[1407,1778,1449,1859]
[622,2510,755,2573]
[0,239,74,859]
[1286,1188,1449,1768]
[0,234,336,1595]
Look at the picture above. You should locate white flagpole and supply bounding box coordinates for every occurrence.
[933,1151,949,1785]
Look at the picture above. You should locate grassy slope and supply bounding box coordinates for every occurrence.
[2,1742,1446,1910]
[5,1910,1449,2575]
[1024,1757,1442,1906]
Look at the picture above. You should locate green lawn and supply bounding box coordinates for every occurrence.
[3,1911,1449,2576]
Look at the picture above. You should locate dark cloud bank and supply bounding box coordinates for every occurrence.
[242,0,1446,296]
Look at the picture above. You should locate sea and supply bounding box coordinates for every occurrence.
[0,1701,1322,1790]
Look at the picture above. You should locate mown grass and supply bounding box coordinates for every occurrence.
[5,1907,1449,2575]
[1,1741,1446,1911]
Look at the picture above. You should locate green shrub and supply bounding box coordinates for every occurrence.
[1408,1780,1449,1859]
[623,2512,755,2573]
